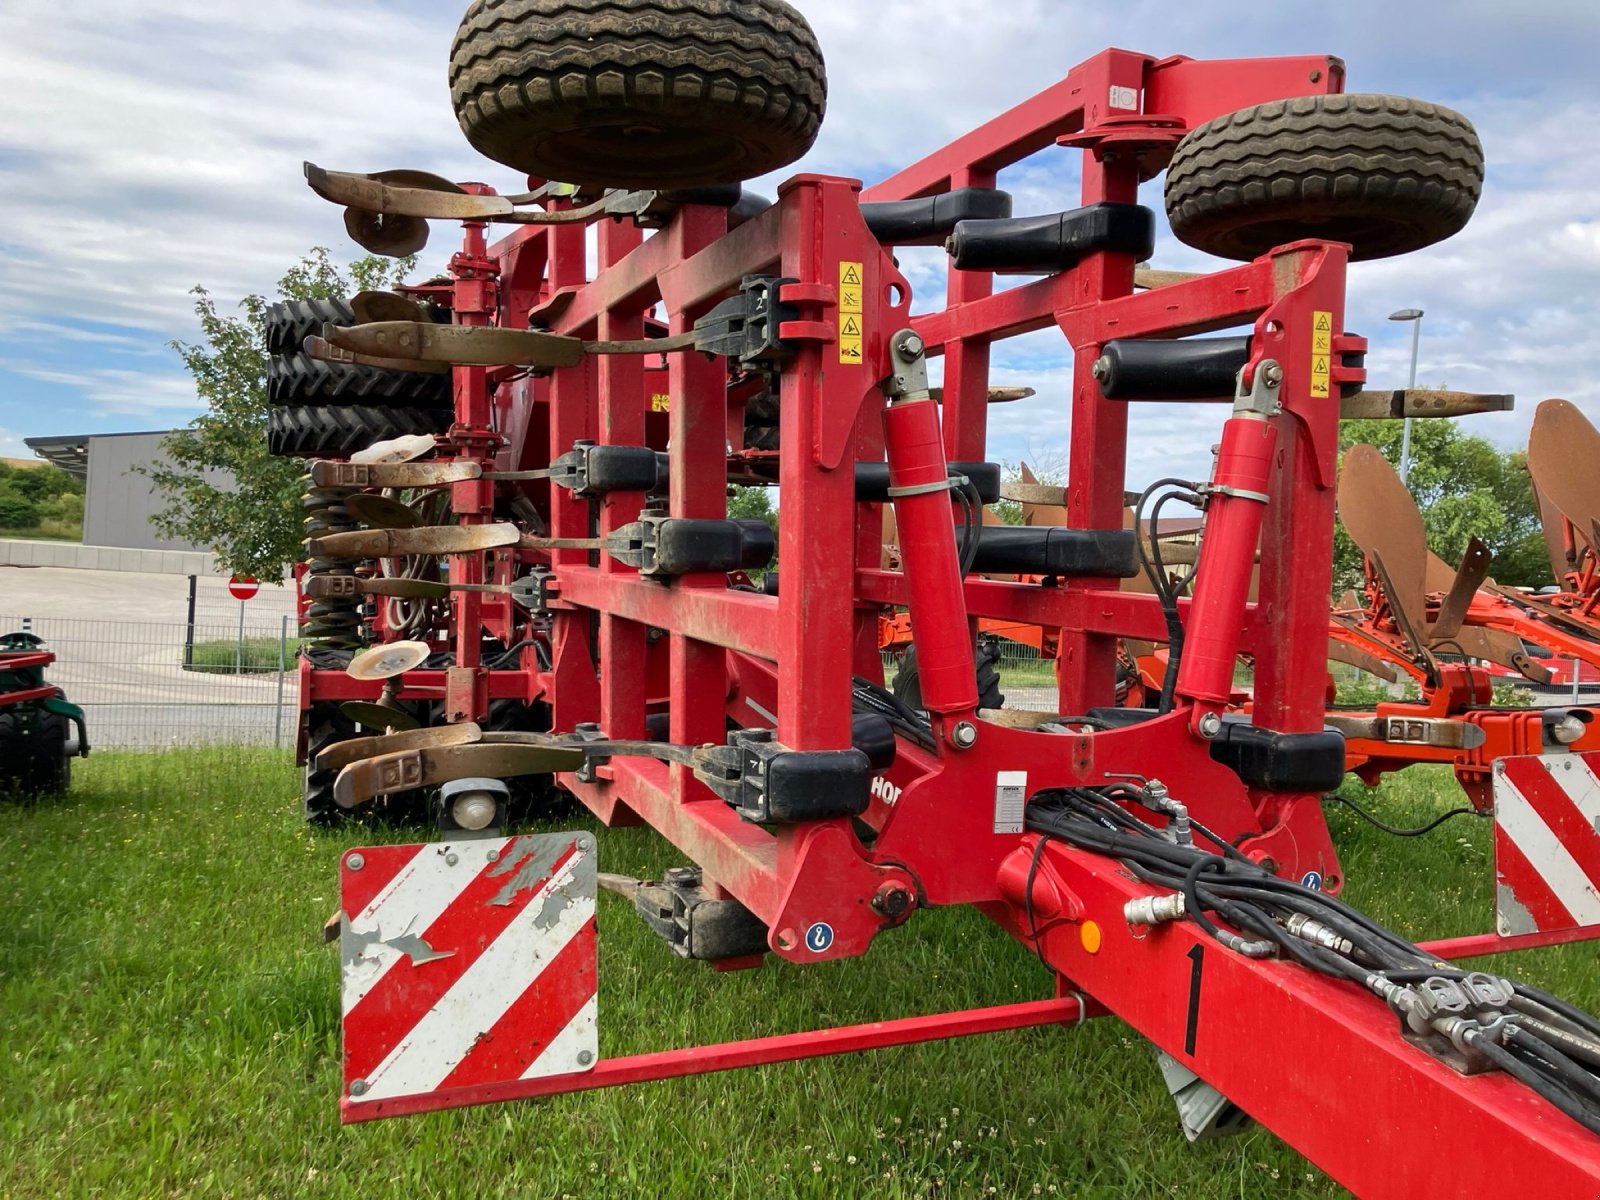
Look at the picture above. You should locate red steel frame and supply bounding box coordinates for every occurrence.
[317,48,1600,1191]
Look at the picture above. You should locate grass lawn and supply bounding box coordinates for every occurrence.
[2,754,1596,1198]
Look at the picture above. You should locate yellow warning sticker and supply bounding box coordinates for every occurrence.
[1310,310,1333,399]
[839,261,864,365]
[650,392,671,413]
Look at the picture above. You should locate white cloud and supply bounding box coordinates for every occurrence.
[0,0,1596,474]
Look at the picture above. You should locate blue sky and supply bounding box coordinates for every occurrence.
[2,1,1597,485]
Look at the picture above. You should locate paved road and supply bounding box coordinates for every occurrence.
[1,564,301,749]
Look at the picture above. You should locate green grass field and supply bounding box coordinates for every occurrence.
[187,638,304,675]
[2,753,1596,1198]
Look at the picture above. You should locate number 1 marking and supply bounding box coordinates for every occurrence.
[1184,944,1205,1056]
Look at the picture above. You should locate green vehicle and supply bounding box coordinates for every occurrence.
[0,631,88,796]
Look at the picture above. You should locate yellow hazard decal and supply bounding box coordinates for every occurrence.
[1310,310,1333,399]
[650,392,671,413]
[839,261,864,364]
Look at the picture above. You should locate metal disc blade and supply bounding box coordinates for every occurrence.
[350,290,430,325]
[315,722,483,774]
[346,639,431,681]
[1527,399,1600,553]
[344,206,429,257]
[340,701,422,732]
[344,493,422,529]
[1337,444,1428,634]
[351,434,437,465]
[334,743,586,808]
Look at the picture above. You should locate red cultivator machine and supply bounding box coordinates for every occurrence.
[268,2,1600,1191]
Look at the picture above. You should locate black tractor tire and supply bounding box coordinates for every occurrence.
[267,297,450,357]
[267,352,452,408]
[0,708,70,798]
[302,702,431,826]
[265,298,357,356]
[302,703,354,826]
[1164,94,1483,262]
[267,405,453,459]
[890,642,1005,712]
[448,0,826,188]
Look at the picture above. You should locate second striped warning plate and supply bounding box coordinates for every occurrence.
[1493,753,1600,935]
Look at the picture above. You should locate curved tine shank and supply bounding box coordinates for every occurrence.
[315,722,484,775]
[1337,444,1429,634]
[333,744,586,808]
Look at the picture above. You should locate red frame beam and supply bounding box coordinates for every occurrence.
[344,995,1086,1123]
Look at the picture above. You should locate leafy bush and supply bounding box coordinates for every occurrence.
[0,488,41,529]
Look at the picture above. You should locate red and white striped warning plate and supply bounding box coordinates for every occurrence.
[338,832,597,1121]
[1493,753,1600,935]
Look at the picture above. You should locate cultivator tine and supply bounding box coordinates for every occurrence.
[308,459,481,489]
[1000,481,1069,507]
[303,333,449,375]
[343,493,423,529]
[314,722,484,774]
[303,575,450,601]
[1323,713,1487,750]
[326,321,589,369]
[928,386,1036,404]
[1430,536,1493,642]
[1527,398,1600,548]
[1337,389,1514,421]
[1337,445,1429,635]
[305,163,494,219]
[332,743,587,808]
[305,522,521,558]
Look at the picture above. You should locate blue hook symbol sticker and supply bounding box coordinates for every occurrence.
[805,922,834,953]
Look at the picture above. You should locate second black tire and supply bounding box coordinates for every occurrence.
[448,0,827,188]
[268,405,453,458]
[1164,93,1483,262]
[267,353,451,407]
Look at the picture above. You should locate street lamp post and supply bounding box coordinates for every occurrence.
[1389,308,1424,484]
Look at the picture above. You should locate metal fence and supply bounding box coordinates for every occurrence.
[2,610,299,751]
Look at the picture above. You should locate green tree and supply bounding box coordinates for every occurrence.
[11,465,81,502]
[727,485,778,577]
[140,248,414,582]
[1332,418,1547,594]
[0,488,40,529]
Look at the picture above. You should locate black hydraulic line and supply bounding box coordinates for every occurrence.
[1329,791,1487,837]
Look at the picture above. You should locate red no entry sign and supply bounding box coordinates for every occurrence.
[228,576,260,601]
